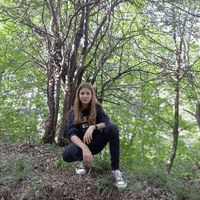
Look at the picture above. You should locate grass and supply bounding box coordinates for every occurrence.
[26,180,48,194]
[54,158,75,171]
[96,175,116,195]
[123,160,200,200]
[0,156,34,182]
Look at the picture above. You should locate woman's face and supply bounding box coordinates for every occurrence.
[79,87,92,106]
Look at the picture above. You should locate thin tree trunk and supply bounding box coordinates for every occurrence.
[166,83,179,173]
[195,101,200,131]
[57,76,83,146]
[42,56,62,144]
[57,82,75,146]
[42,75,56,144]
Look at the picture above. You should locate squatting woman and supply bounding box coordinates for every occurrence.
[63,82,127,189]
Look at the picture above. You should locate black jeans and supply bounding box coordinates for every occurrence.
[63,124,120,170]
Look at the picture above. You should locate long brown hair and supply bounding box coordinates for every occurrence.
[74,82,97,125]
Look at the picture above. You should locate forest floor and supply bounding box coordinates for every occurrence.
[0,140,177,200]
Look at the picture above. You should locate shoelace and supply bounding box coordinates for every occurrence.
[77,162,85,169]
[114,170,124,181]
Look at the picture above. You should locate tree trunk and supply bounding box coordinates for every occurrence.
[42,50,62,144]
[57,82,75,146]
[195,101,200,131]
[57,78,83,146]
[166,83,179,173]
[42,77,57,144]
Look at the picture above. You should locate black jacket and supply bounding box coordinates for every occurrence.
[65,104,111,140]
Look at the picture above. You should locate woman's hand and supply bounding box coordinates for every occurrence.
[70,135,93,165]
[82,146,93,165]
[83,125,95,144]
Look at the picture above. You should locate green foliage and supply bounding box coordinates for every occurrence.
[92,147,111,172]
[122,158,200,199]
[96,175,115,196]
[26,180,48,194]
[54,158,74,171]
[0,12,48,143]
[0,66,48,143]
[0,157,34,181]
[0,27,47,143]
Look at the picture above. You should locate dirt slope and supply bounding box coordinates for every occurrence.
[0,141,170,200]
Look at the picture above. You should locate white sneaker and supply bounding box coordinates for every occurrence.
[112,169,127,189]
[75,161,86,175]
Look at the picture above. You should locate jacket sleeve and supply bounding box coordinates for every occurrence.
[64,111,79,138]
[96,104,111,127]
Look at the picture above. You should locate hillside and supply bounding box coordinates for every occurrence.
[0,141,172,200]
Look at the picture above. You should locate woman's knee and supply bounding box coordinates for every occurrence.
[63,148,73,162]
[63,143,81,162]
[106,124,119,137]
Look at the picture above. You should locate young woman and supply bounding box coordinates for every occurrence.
[63,82,127,189]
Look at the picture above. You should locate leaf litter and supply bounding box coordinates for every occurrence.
[0,141,173,200]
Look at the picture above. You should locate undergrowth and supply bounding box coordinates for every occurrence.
[1,139,200,199]
[0,156,34,182]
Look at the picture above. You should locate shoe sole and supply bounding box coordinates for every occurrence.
[75,168,86,175]
[116,183,127,190]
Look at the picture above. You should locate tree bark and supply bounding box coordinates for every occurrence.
[166,16,181,172]
[42,59,61,144]
[57,82,76,146]
[195,101,200,131]
[166,82,179,173]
